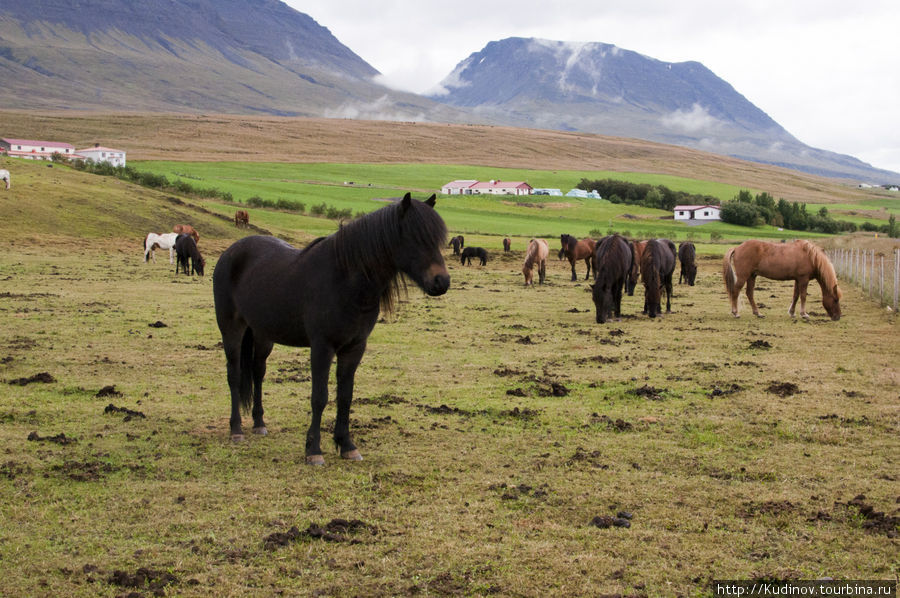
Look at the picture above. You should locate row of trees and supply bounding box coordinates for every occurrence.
[576,178,720,211]
[719,190,875,235]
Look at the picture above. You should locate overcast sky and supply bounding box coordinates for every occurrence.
[286,1,900,176]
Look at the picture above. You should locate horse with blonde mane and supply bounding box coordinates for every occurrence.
[723,239,841,320]
[522,239,549,286]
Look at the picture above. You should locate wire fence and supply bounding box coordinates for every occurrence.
[826,247,900,311]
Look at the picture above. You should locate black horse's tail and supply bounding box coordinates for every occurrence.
[239,328,255,413]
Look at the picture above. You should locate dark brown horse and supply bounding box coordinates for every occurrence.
[627,239,648,295]
[461,246,487,265]
[640,239,675,318]
[503,238,511,252]
[723,239,841,320]
[591,235,634,323]
[234,210,249,228]
[449,235,464,255]
[678,241,697,285]
[213,193,450,465]
[174,233,205,276]
[559,234,596,281]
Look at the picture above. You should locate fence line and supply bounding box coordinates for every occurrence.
[826,247,899,311]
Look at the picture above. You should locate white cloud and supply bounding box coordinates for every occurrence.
[660,104,722,134]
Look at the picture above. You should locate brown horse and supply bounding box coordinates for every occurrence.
[503,238,511,252]
[641,239,675,318]
[234,210,249,228]
[522,239,549,286]
[173,224,199,244]
[678,241,697,285]
[627,239,649,295]
[723,239,841,320]
[559,234,596,281]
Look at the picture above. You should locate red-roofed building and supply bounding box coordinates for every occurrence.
[441,180,478,195]
[469,180,533,196]
[0,138,76,160]
[674,204,721,221]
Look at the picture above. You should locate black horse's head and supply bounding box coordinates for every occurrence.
[394,193,450,297]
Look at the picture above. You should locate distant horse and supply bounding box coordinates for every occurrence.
[461,246,487,266]
[723,239,841,320]
[212,193,449,465]
[0,169,9,190]
[143,232,179,263]
[522,239,549,286]
[627,239,648,295]
[234,210,249,228]
[174,233,205,276]
[173,224,199,244]
[503,238,511,252]
[641,239,675,318]
[678,241,697,285]
[449,235,464,255]
[591,235,634,323]
[559,234,596,281]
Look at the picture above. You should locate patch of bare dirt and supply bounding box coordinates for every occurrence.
[27,431,76,445]
[8,372,55,385]
[104,403,147,420]
[95,385,122,398]
[263,519,377,549]
[766,382,800,397]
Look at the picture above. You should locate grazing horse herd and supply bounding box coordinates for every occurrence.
[138,194,841,466]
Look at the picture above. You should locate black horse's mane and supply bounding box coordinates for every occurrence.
[333,197,447,313]
[595,235,630,284]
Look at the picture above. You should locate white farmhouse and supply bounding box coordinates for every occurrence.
[0,138,76,160]
[441,180,478,195]
[76,145,126,167]
[674,204,721,221]
[469,180,533,196]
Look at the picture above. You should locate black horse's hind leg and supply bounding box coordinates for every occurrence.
[584,258,592,281]
[570,260,577,281]
[223,326,250,441]
[305,343,335,465]
[251,338,273,435]
[664,275,673,313]
[334,342,366,460]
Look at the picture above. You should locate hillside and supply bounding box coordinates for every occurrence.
[0,110,890,208]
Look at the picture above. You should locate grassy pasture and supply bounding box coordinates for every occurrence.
[0,236,897,597]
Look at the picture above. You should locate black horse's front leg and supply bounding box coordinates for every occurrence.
[334,342,366,461]
[305,344,335,465]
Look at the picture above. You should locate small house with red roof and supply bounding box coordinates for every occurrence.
[0,138,76,160]
[674,204,721,221]
[441,180,478,195]
[469,180,533,196]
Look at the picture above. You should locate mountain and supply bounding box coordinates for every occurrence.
[428,38,896,183]
[0,0,462,120]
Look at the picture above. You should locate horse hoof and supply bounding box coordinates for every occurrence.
[306,455,325,466]
[252,426,268,436]
[231,434,245,443]
[341,449,363,461]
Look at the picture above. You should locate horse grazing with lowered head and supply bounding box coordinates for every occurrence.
[174,233,205,276]
[234,210,249,228]
[461,246,487,266]
[591,235,634,323]
[449,235,464,255]
[144,232,179,263]
[213,193,450,465]
[640,239,676,318]
[503,238,511,252]
[0,169,9,190]
[173,224,199,244]
[678,241,697,285]
[522,239,549,286]
[723,239,841,320]
[559,234,596,281]
[626,239,648,295]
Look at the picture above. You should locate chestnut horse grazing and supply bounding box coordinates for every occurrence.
[522,239,549,286]
[173,224,199,244]
[723,239,841,320]
[213,193,450,465]
[559,234,596,281]
[640,239,676,318]
[234,210,249,228]
[591,234,634,323]
[627,239,648,295]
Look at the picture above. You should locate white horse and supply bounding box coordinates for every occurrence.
[0,169,9,190]
[144,232,179,263]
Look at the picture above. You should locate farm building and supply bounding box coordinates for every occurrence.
[469,180,533,196]
[0,138,76,160]
[565,188,602,199]
[76,145,127,167]
[674,204,721,221]
[441,180,478,195]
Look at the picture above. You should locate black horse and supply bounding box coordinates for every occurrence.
[174,233,205,276]
[678,241,697,285]
[449,235,465,255]
[640,239,676,318]
[460,246,487,266]
[591,235,633,324]
[212,193,450,465]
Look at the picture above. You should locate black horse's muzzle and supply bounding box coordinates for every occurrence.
[426,273,450,296]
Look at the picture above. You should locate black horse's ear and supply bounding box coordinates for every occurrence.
[425,194,436,207]
[400,192,412,215]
